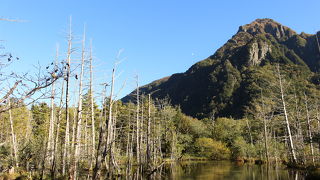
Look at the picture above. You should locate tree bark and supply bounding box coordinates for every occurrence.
[93,85,108,179]
[46,47,58,170]
[89,40,96,170]
[51,73,65,177]
[276,64,297,163]
[304,92,315,165]
[63,16,72,175]
[73,25,86,179]
[147,94,152,166]
[8,99,18,169]
[135,76,140,165]
[260,90,270,162]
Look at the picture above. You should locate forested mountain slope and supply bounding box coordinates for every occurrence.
[123,19,320,119]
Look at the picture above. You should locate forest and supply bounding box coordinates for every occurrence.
[1,18,320,180]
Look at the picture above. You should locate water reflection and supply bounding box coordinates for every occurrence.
[155,161,313,180]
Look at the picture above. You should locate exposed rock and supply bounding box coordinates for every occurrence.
[248,41,271,66]
[238,18,296,40]
[122,18,320,119]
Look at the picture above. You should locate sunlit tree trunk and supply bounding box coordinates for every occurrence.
[71,80,78,162]
[316,106,320,154]
[73,26,86,179]
[140,102,144,164]
[276,64,297,163]
[135,75,140,165]
[51,73,65,177]
[46,47,58,170]
[260,91,269,162]
[106,64,120,176]
[89,40,96,170]
[8,99,18,170]
[84,116,88,159]
[126,114,132,174]
[293,91,305,162]
[304,93,315,165]
[147,94,152,167]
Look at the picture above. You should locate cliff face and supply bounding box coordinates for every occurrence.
[122,19,320,119]
[238,18,296,39]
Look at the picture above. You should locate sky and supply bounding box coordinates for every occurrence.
[1,0,320,99]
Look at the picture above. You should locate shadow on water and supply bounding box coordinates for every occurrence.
[138,161,320,180]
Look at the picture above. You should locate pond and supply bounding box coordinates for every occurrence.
[146,161,320,180]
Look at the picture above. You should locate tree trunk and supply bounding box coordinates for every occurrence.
[304,92,315,165]
[51,73,65,177]
[147,94,152,167]
[63,16,72,175]
[73,26,86,179]
[135,76,140,165]
[46,47,57,170]
[8,99,18,169]
[93,85,108,179]
[89,40,96,170]
[106,67,116,175]
[261,91,270,162]
[276,64,297,163]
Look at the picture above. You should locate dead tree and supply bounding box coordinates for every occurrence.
[51,70,65,177]
[73,26,86,179]
[93,84,108,179]
[276,64,297,163]
[8,98,18,170]
[89,40,96,170]
[63,16,73,175]
[135,75,141,165]
[304,92,315,165]
[260,90,270,162]
[46,47,58,169]
[146,94,152,167]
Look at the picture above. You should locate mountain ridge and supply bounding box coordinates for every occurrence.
[122,18,320,119]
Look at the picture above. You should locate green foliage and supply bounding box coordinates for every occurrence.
[0,145,11,171]
[175,110,210,138]
[231,137,257,159]
[31,103,50,137]
[194,138,230,160]
[212,118,244,146]
[123,19,320,120]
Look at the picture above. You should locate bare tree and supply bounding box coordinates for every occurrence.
[63,16,73,175]
[146,94,152,167]
[46,46,58,169]
[89,40,96,170]
[135,75,141,165]
[73,25,86,179]
[304,92,315,165]
[51,71,65,177]
[8,98,18,171]
[93,84,108,179]
[276,64,297,163]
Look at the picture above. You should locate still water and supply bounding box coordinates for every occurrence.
[149,161,319,180]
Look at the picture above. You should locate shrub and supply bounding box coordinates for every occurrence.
[194,137,231,160]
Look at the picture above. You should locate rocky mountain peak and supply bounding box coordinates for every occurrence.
[123,19,319,119]
[237,18,296,39]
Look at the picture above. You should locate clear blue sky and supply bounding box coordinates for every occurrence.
[1,0,320,99]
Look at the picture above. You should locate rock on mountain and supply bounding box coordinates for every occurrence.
[122,18,320,119]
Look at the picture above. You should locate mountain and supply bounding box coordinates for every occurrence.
[122,18,320,119]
